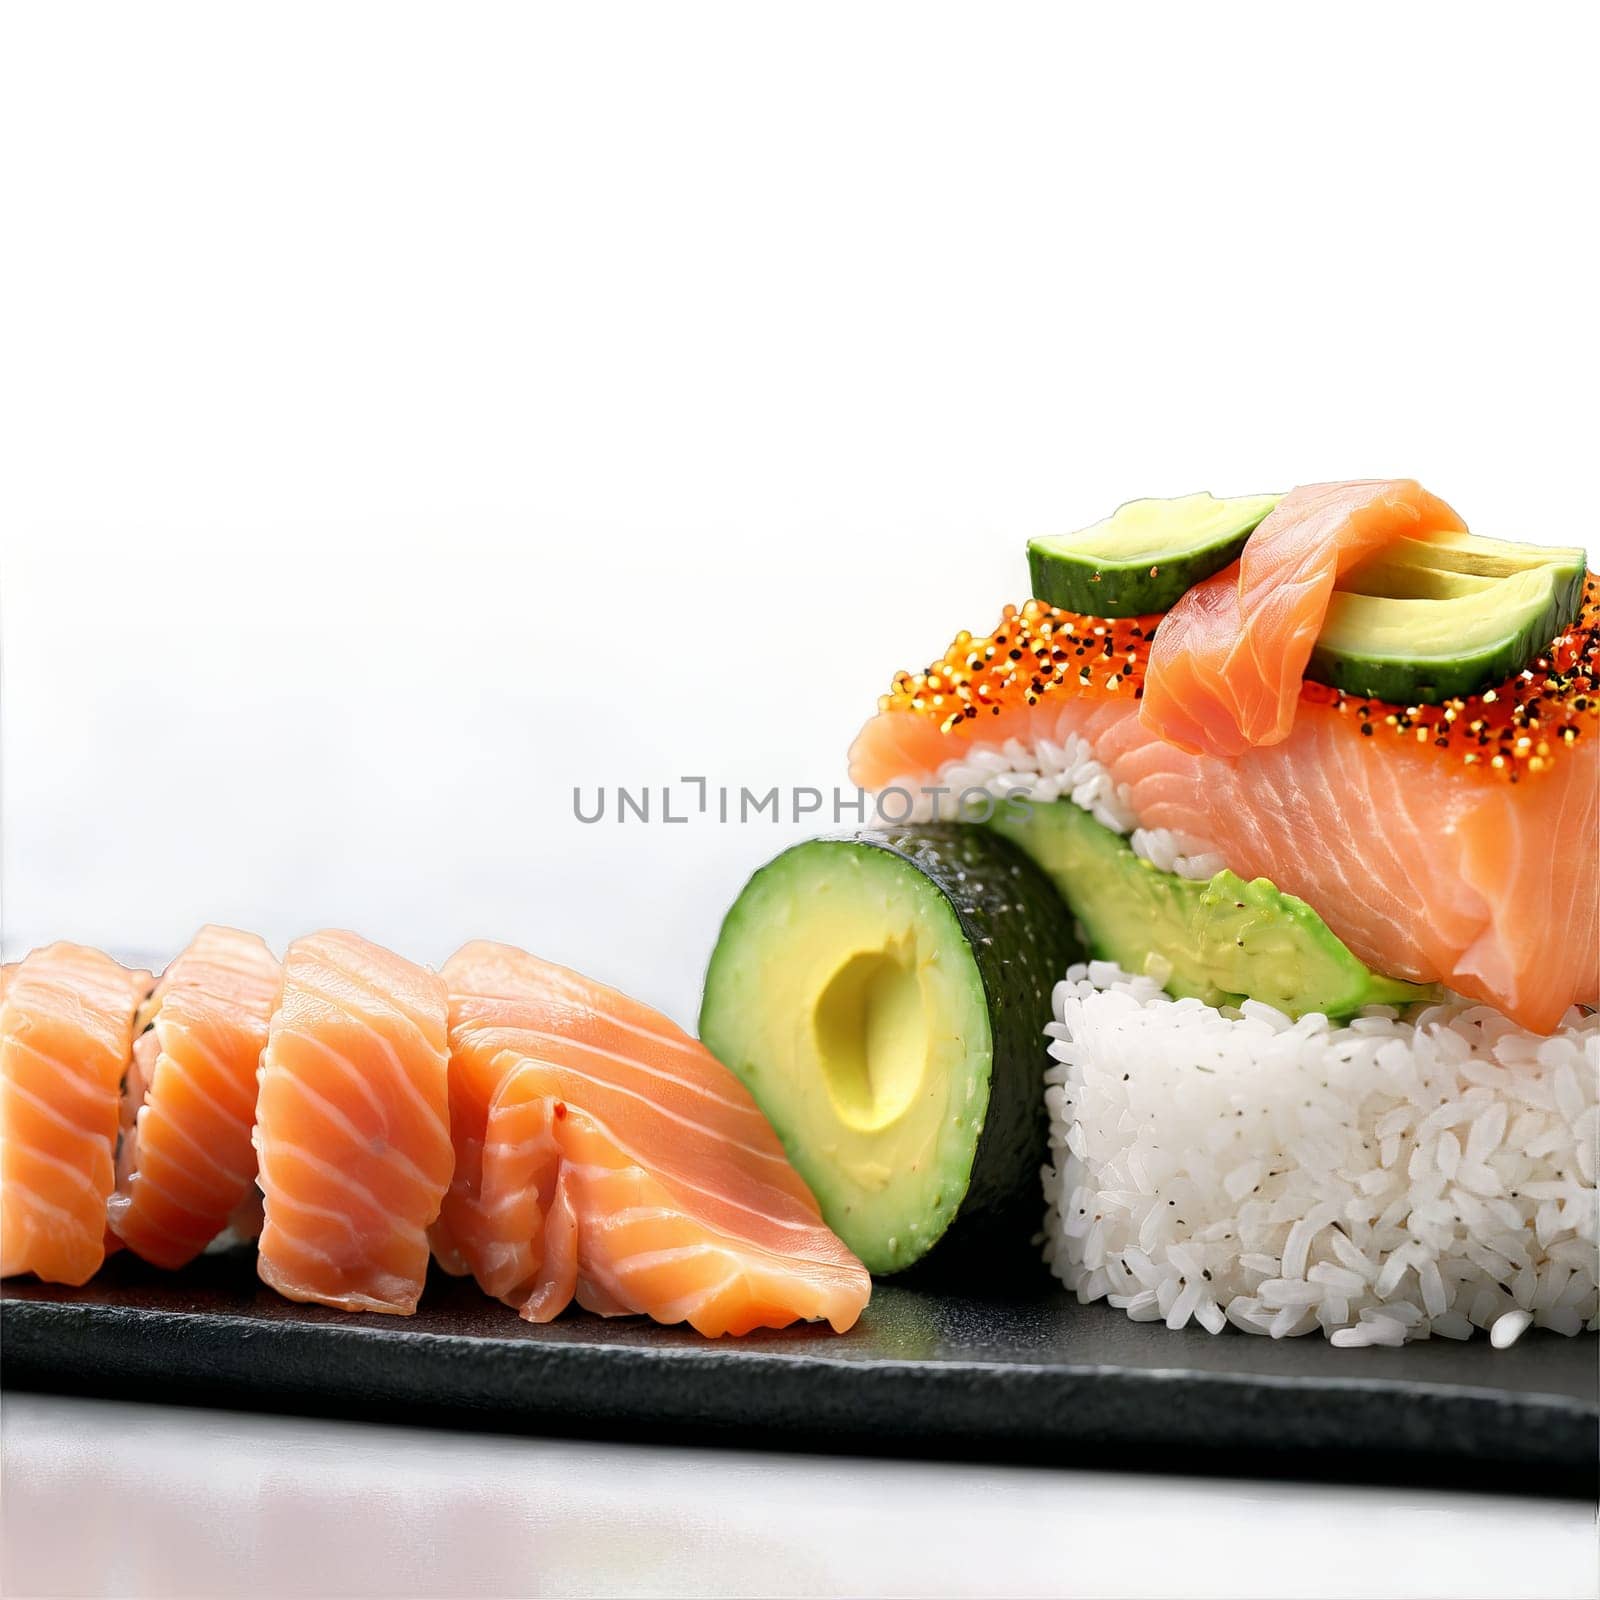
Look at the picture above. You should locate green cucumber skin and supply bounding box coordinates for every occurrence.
[851,826,1083,1268]
[1028,532,1253,617]
[1306,565,1585,705]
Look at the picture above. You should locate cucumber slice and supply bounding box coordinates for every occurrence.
[700,826,1081,1276]
[1027,492,1280,616]
[1308,533,1587,704]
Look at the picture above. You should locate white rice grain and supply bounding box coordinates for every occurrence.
[878,717,1226,878]
[1041,963,1600,1346]
[1490,1309,1535,1348]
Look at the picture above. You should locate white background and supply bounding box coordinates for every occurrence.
[2,6,1596,1598]
[4,2,1598,1024]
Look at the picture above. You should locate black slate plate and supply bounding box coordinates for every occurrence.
[3,1251,1595,1496]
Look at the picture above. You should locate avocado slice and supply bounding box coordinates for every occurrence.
[1308,532,1587,705]
[988,799,1433,1019]
[1355,530,1587,584]
[700,826,1081,1276]
[1027,492,1280,616]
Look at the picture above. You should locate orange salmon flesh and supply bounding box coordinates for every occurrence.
[434,940,871,1336]
[109,925,282,1269]
[1,944,151,1284]
[852,485,1599,1033]
[253,930,453,1315]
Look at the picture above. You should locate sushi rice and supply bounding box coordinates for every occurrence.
[887,730,1227,880]
[878,707,1600,1345]
[1043,963,1600,1345]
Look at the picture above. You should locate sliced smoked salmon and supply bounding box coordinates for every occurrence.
[436,941,871,1336]
[1,944,151,1284]
[253,930,452,1315]
[108,926,281,1268]
[848,575,1600,1032]
[1140,480,1466,758]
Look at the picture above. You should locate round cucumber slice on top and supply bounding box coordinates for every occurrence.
[1028,491,1280,616]
[699,826,1080,1277]
[1307,533,1587,705]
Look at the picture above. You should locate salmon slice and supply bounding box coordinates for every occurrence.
[1,944,151,1284]
[436,941,871,1337]
[1099,698,1598,1031]
[1140,480,1466,757]
[253,930,451,1315]
[849,584,1600,1033]
[108,926,281,1269]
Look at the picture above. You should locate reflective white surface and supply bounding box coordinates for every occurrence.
[3,1395,1595,1600]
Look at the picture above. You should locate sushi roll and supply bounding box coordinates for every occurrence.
[711,480,1599,1342]
[850,481,1597,1031]
[435,940,871,1336]
[253,930,452,1315]
[108,925,281,1268]
[1,944,151,1284]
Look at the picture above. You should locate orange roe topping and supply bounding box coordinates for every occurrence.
[880,603,1161,734]
[880,577,1600,781]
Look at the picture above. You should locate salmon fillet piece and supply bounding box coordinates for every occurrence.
[108,926,281,1269]
[435,941,871,1337]
[254,930,452,1315]
[1140,480,1466,757]
[1094,699,1599,1032]
[1,944,151,1284]
[849,580,1600,1032]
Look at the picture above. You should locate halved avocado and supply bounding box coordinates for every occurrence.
[1027,491,1280,616]
[699,827,1080,1276]
[989,798,1434,1020]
